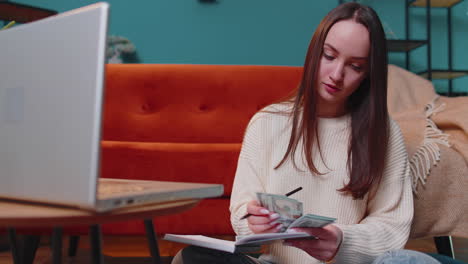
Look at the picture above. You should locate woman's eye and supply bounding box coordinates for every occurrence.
[323,54,334,60]
[351,64,363,72]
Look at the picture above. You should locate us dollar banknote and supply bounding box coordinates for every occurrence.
[287,214,336,229]
[256,193,303,231]
[256,193,336,232]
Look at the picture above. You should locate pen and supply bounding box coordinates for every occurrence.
[240,187,303,220]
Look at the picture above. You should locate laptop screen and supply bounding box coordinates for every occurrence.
[0,3,109,208]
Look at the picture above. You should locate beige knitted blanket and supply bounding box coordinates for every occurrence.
[387,65,468,239]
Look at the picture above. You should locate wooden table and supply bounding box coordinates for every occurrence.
[0,198,201,264]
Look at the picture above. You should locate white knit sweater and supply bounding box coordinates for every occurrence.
[230,103,413,264]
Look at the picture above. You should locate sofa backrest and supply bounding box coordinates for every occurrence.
[102,64,303,143]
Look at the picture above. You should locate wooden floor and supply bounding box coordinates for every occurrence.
[0,235,467,263]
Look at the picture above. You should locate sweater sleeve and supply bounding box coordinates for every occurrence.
[229,113,268,236]
[334,119,414,263]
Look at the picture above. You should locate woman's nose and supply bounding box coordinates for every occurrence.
[330,63,344,83]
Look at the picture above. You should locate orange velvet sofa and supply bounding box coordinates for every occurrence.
[97,64,302,236]
[9,63,465,262]
[14,63,465,251]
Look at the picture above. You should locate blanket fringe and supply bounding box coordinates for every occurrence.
[410,96,451,193]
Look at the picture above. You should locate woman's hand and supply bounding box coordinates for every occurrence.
[246,200,282,234]
[283,224,343,262]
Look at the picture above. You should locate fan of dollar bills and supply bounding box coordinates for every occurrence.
[256,193,336,232]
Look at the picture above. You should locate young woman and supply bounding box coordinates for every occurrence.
[173,3,439,264]
[227,2,412,263]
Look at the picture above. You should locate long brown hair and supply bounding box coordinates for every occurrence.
[276,3,389,199]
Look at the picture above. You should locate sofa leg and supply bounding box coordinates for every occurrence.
[434,236,454,258]
[68,235,80,257]
[144,219,161,264]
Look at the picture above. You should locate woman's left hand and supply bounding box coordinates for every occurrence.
[283,224,343,262]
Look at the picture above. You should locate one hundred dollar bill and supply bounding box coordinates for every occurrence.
[257,192,303,231]
[256,192,336,232]
[287,214,336,229]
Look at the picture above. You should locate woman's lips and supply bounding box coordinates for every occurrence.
[323,82,341,93]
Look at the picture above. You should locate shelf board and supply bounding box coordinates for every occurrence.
[437,91,468,96]
[387,39,427,52]
[0,1,57,23]
[409,0,463,8]
[419,69,468,79]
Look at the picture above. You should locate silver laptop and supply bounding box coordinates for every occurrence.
[0,2,223,212]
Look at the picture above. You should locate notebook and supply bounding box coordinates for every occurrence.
[164,212,336,253]
[0,2,223,212]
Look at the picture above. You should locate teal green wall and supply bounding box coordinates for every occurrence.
[11,0,468,93]
[12,0,337,65]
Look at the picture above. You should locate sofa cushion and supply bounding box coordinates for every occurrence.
[102,64,301,143]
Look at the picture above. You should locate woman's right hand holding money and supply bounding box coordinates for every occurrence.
[246,200,283,233]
